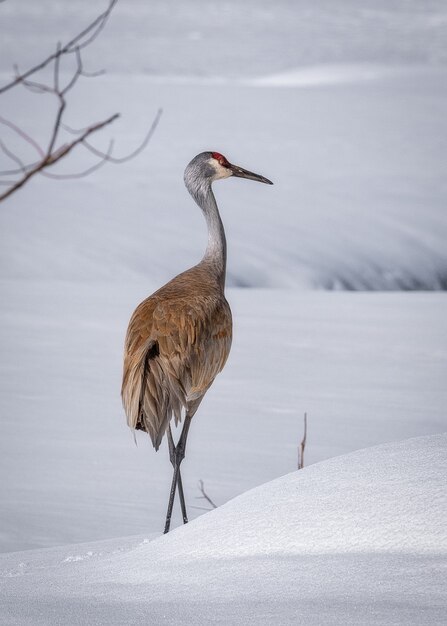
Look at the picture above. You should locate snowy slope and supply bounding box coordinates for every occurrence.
[1,434,446,625]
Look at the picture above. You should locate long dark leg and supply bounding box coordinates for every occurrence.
[164,463,180,535]
[167,425,188,524]
[164,416,192,534]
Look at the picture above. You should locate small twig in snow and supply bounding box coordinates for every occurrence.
[197,479,217,509]
[298,412,307,470]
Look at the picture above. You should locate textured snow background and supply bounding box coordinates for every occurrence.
[1,1,447,290]
[1,1,447,624]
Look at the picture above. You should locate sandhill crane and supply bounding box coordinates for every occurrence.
[122,151,273,533]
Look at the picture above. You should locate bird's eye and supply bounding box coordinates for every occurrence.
[212,152,229,167]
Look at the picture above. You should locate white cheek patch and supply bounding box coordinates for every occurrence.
[209,159,232,180]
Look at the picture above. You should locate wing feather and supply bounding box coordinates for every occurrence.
[121,287,232,450]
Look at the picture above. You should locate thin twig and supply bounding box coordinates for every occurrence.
[60,121,92,136]
[0,115,45,159]
[61,46,82,96]
[68,1,116,52]
[197,480,217,509]
[40,140,114,179]
[298,413,308,470]
[83,108,163,164]
[0,114,119,202]
[0,0,118,95]
[0,140,26,172]
[53,42,61,93]
[46,96,65,157]
[21,79,54,94]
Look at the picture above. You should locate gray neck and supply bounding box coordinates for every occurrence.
[186,178,227,287]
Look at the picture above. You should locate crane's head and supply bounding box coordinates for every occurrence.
[185,152,273,188]
[209,152,273,185]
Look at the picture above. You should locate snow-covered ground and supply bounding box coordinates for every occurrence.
[1,283,446,553]
[1,1,447,623]
[1,434,446,625]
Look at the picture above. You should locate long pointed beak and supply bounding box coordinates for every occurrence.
[229,163,273,185]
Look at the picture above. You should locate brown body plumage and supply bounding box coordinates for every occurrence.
[122,263,232,450]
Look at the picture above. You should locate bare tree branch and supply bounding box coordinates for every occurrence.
[60,46,82,96]
[53,42,61,93]
[298,412,308,470]
[0,0,118,95]
[40,140,114,180]
[60,121,97,136]
[0,2,161,202]
[0,114,119,202]
[21,78,54,95]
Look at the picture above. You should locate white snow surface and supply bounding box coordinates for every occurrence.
[1,285,446,554]
[1,2,447,623]
[1,434,446,625]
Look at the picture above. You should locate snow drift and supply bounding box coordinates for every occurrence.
[1,434,446,625]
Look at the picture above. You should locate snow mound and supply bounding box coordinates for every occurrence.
[115,434,447,572]
[1,434,446,625]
